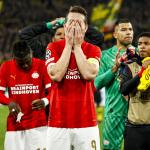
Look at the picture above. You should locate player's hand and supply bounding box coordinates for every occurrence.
[74,20,85,48]
[112,48,122,72]
[64,20,76,48]
[32,99,45,110]
[142,59,150,69]
[8,101,21,117]
[126,46,136,59]
[51,17,65,29]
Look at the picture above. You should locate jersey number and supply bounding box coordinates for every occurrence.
[91,140,97,150]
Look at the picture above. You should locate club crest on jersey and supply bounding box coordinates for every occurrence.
[32,72,39,79]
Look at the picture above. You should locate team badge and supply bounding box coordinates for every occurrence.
[32,72,39,79]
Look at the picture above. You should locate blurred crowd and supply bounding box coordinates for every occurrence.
[0,0,149,63]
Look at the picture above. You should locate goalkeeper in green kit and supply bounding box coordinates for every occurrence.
[95,19,136,150]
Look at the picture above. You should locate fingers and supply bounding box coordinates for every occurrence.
[74,21,84,46]
[142,60,150,69]
[64,20,75,46]
[65,20,74,33]
[32,99,45,110]
[9,102,21,117]
[116,47,122,58]
[10,108,18,117]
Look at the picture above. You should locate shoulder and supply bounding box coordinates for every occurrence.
[32,58,45,65]
[82,41,101,56]
[101,46,116,57]
[0,60,14,73]
[1,59,13,67]
[83,41,100,50]
[103,46,115,53]
[47,40,65,50]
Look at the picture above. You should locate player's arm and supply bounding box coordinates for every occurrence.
[0,90,21,117]
[0,90,11,105]
[18,18,65,59]
[47,21,75,82]
[73,21,100,80]
[18,23,48,59]
[47,44,72,82]
[94,51,117,90]
[0,62,12,105]
[120,65,144,96]
[74,47,100,80]
[0,63,21,116]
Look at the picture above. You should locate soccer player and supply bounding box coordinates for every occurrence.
[0,41,51,150]
[120,32,150,150]
[94,19,135,150]
[45,5,101,150]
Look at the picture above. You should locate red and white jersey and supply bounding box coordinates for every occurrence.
[46,40,101,128]
[0,58,51,131]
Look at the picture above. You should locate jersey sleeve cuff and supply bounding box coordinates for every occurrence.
[41,98,49,106]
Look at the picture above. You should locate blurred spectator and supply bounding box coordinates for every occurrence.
[0,0,149,60]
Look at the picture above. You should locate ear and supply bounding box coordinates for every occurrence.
[113,31,117,39]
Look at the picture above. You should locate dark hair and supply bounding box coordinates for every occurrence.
[85,25,104,48]
[13,41,31,58]
[67,5,88,24]
[50,25,64,38]
[138,32,150,39]
[115,18,131,26]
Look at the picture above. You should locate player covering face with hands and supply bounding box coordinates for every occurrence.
[65,12,87,48]
[46,6,101,150]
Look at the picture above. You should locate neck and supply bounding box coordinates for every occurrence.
[116,42,132,51]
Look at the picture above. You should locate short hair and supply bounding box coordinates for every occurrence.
[138,32,150,39]
[115,18,131,26]
[67,5,88,24]
[114,18,132,32]
[50,25,64,38]
[13,41,31,58]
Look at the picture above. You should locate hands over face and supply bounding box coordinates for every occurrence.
[64,19,86,49]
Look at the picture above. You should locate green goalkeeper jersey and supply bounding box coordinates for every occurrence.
[95,46,128,118]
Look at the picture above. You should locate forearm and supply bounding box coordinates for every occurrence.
[19,23,48,40]
[120,75,140,96]
[19,23,48,59]
[74,46,99,80]
[0,92,11,105]
[94,69,116,90]
[48,45,72,82]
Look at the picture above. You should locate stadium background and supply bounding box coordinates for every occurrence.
[0,0,149,149]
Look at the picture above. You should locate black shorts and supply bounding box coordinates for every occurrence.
[124,122,150,150]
